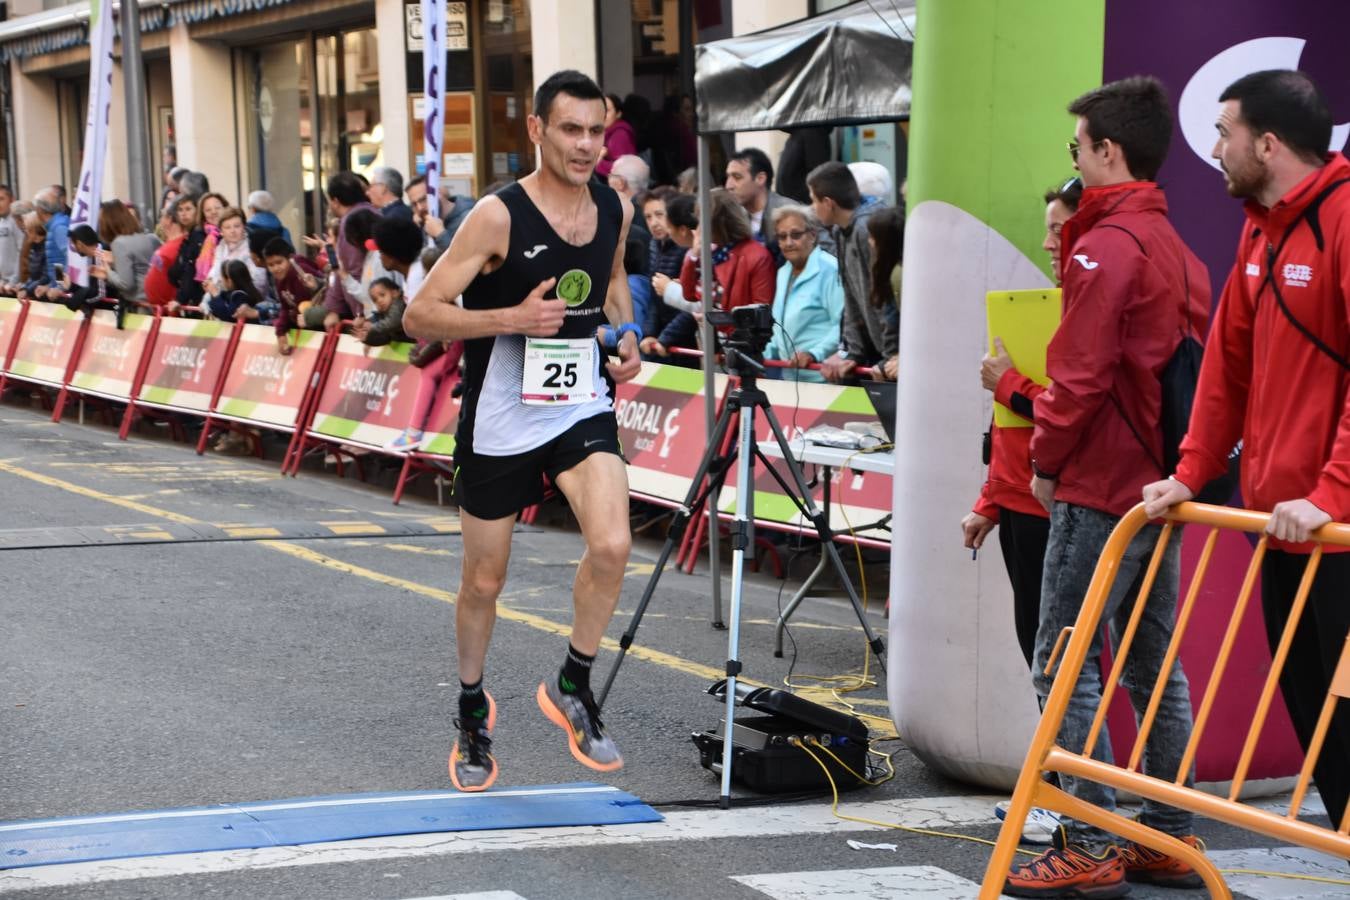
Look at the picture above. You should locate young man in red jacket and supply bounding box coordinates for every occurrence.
[1004,77,1213,897]
[1144,69,1350,835]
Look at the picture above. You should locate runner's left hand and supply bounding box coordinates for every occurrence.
[607,331,641,383]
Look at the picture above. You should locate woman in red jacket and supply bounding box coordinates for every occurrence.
[962,176,1082,669]
[647,188,775,353]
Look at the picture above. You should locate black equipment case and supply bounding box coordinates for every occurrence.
[691,681,871,793]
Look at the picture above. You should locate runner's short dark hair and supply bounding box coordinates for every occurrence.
[534,70,604,122]
[1220,69,1332,165]
[1067,76,1172,182]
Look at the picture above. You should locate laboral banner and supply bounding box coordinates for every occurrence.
[66,0,115,288]
[421,0,446,218]
[0,297,21,359]
[310,336,422,448]
[68,310,155,400]
[612,363,720,505]
[136,317,234,413]
[213,325,323,429]
[715,377,891,536]
[415,371,463,458]
[6,302,83,386]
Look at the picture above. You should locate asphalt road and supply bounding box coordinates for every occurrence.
[0,400,1337,899]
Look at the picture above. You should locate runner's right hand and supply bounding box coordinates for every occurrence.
[515,277,564,336]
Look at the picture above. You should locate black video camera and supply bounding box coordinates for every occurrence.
[706,303,775,358]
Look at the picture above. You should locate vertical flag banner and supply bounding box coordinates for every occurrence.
[67,0,115,287]
[421,0,446,219]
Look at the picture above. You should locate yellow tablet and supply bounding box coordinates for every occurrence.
[986,289,1062,428]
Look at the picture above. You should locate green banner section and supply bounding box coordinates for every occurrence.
[910,0,1105,278]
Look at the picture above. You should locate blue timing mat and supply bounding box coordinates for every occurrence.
[0,782,661,870]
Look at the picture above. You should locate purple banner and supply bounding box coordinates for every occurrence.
[1104,1,1350,301]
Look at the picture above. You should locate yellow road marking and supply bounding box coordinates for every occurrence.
[320,520,385,535]
[222,526,283,539]
[0,459,200,525]
[0,457,895,730]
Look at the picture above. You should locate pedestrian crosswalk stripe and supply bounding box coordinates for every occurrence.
[399,894,528,900]
[0,796,1002,894]
[733,865,989,899]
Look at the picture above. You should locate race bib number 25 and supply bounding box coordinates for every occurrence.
[521,337,598,406]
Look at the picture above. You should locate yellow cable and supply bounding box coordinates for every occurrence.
[788,736,1037,858]
[1217,869,1350,886]
[782,444,887,706]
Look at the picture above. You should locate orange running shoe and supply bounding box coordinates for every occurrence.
[1119,835,1206,889]
[449,692,497,792]
[1004,829,1129,898]
[536,680,623,772]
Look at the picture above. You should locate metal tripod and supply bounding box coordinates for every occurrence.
[598,348,888,807]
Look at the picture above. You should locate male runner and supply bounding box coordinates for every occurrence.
[403,70,641,792]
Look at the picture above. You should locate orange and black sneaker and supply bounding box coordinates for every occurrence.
[1004,828,1129,898]
[1119,835,1206,889]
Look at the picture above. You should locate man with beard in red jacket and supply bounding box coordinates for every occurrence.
[1144,69,1350,838]
[1004,77,1213,897]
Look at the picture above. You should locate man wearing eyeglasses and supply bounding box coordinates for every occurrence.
[1003,76,1213,897]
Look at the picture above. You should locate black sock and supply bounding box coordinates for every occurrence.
[558,644,594,694]
[459,679,488,723]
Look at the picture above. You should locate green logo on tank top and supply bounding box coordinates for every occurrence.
[557,269,592,307]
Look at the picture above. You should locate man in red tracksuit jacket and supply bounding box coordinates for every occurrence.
[1004,77,1213,897]
[1144,69,1350,836]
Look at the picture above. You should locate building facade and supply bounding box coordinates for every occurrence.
[0,0,866,238]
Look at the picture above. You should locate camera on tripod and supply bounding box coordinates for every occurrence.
[706,304,774,372]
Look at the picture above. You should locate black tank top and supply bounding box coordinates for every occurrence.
[456,181,624,455]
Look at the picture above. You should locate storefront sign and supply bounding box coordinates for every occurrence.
[405,4,424,51]
[447,2,469,50]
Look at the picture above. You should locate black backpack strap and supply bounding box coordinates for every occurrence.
[1261,177,1350,371]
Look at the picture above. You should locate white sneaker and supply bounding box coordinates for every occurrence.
[994,800,1062,845]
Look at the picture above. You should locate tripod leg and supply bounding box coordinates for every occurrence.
[774,553,829,657]
[720,393,758,808]
[597,396,740,708]
[761,402,887,672]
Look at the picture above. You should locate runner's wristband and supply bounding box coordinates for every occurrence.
[616,322,643,344]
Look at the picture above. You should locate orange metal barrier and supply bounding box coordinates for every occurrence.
[980,501,1350,898]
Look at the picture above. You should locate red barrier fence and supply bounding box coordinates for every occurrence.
[0,300,894,547]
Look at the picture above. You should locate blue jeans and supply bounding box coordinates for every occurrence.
[1033,501,1194,849]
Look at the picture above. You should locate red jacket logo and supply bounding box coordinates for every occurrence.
[1282,262,1313,287]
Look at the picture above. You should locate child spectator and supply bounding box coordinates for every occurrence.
[351,277,408,346]
[262,237,322,354]
[207,259,269,322]
[18,213,47,295]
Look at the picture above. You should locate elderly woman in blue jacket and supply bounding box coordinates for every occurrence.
[763,204,843,382]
